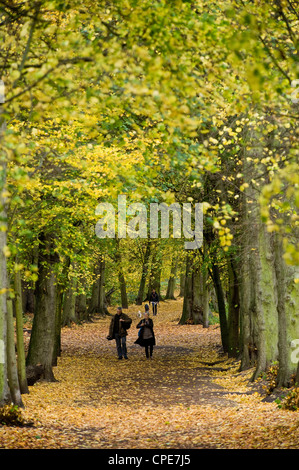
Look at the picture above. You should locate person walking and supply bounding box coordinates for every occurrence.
[134,312,156,359]
[137,304,150,337]
[107,307,132,360]
[149,289,159,315]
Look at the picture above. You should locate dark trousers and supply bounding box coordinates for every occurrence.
[115,334,127,358]
[145,344,153,358]
[151,302,157,315]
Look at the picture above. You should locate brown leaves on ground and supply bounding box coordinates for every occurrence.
[1,298,299,449]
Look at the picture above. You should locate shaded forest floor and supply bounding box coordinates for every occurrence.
[1,298,299,449]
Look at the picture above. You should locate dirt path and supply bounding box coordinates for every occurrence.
[1,299,299,449]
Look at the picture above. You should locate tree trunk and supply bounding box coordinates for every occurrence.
[88,275,100,315]
[22,281,35,314]
[227,255,240,357]
[14,268,29,394]
[118,269,128,309]
[192,264,204,324]
[6,299,23,406]
[179,272,185,297]
[274,234,289,387]
[165,256,177,300]
[179,251,206,326]
[0,119,11,404]
[180,253,193,324]
[211,262,229,353]
[76,289,88,321]
[202,266,210,328]
[62,275,77,327]
[239,123,279,378]
[26,235,57,382]
[136,240,151,305]
[98,257,108,314]
[273,233,299,388]
[53,287,63,366]
[115,239,128,309]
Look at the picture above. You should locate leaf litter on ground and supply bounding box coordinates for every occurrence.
[1,298,299,449]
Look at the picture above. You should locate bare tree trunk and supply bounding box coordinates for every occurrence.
[76,288,88,321]
[14,268,29,394]
[6,299,23,406]
[179,272,185,297]
[180,253,193,324]
[165,256,177,300]
[88,275,100,315]
[179,251,207,326]
[26,234,57,382]
[211,261,229,353]
[98,257,108,315]
[62,275,77,327]
[118,269,128,309]
[136,240,151,305]
[115,239,128,309]
[53,288,63,366]
[202,265,210,328]
[0,116,11,404]
[227,255,240,357]
[274,234,291,388]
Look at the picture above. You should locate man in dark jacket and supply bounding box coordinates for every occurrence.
[149,289,159,315]
[107,307,132,359]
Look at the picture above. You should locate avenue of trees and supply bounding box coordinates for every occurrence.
[0,0,298,408]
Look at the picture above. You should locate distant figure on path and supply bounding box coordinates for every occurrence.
[137,303,149,319]
[107,307,132,360]
[135,312,156,359]
[149,289,159,315]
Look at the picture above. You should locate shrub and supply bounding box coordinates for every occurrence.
[0,404,26,426]
[280,387,299,411]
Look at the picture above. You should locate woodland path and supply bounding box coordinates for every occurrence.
[1,298,299,449]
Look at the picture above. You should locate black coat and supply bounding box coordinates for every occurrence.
[108,313,132,339]
[134,318,156,346]
[149,292,159,303]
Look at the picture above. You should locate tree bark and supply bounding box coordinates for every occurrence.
[180,253,193,324]
[98,257,108,315]
[179,251,207,326]
[76,288,88,321]
[88,275,100,315]
[6,299,23,406]
[14,268,29,394]
[211,261,229,353]
[62,275,77,327]
[53,287,63,366]
[118,269,128,309]
[26,234,57,382]
[202,265,210,328]
[165,256,177,300]
[136,240,151,305]
[115,239,128,309]
[0,119,11,404]
[227,255,240,357]
[179,272,185,297]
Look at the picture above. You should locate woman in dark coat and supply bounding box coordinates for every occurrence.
[134,312,156,359]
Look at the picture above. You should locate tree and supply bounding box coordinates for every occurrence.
[0,0,298,406]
